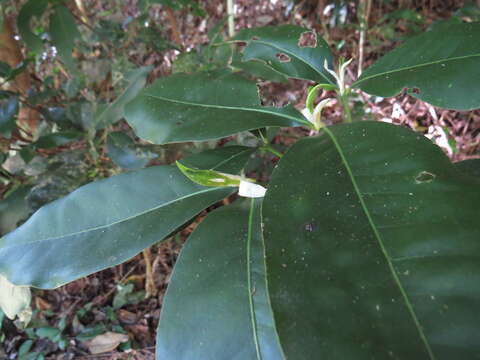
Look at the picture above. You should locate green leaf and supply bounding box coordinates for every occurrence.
[176,161,243,187]
[306,83,337,113]
[176,146,256,187]
[66,101,95,131]
[106,132,156,170]
[18,339,34,356]
[17,0,48,53]
[354,22,480,110]
[0,150,250,289]
[179,146,255,173]
[263,121,480,358]
[124,71,309,144]
[231,51,288,83]
[113,283,144,309]
[0,61,11,78]
[6,59,32,83]
[156,200,283,359]
[232,25,335,83]
[36,327,61,342]
[0,97,18,138]
[455,159,480,178]
[95,66,152,129]
[34,131,83,149]
[19,146,36,164]
[0,186,32,235]
[49,5,80,72]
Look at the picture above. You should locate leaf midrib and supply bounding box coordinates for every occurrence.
[354,53,480,86]
[323,127,436,360]
[143,94,311,127]
[247,199,262,360]
[2,187,224,250]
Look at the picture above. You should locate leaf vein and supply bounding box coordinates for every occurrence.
[1,187,223,250]
[142,94,310,126]
[355,53,480,86]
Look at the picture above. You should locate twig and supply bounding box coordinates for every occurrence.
[165,6,183,47]
[261,144,283,158]
[227,0,235,37]
[357,0,371,78]
[70,4,95,33]
[74,0,89,25]
[143,247,157,297]
[316,0,330,43]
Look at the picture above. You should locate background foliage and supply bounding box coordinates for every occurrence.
[0,0,479,358]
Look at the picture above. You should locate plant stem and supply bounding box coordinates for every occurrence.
[165,6,183,47]
[88,139,100,166]
[142,247,157,298]
[316,0,330,44]
[357,0,371,78]
[339,94,352,123]
[227,0,235,37]
[262,144,283,158]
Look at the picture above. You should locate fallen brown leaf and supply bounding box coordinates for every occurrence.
[85,331,129,354]
[35,296,52,311]
[118,309,137,324]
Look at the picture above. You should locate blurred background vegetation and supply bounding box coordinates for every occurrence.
[0,0,479,358]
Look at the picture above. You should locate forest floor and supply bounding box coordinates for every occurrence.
[1,0,479,359]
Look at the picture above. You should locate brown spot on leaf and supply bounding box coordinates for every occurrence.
[415,171,435,183]
[298,31,317,48]
[276,52,291,62]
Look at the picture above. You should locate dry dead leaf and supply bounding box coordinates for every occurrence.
[0,274,31,323]
[86,331,129,354]
[35,296,52,311]
[118,309,137,324]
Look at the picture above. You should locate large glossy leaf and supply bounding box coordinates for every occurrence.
[263,121,480,359]
[49,5,80,72]
[124,71,309,144]
[354,22,480,110]
[455,159,480,178]
[95,66,152,129]
[156,199,283,359]
[17,0,48,53]
[233,25,335,83]
[0,148,250,289]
